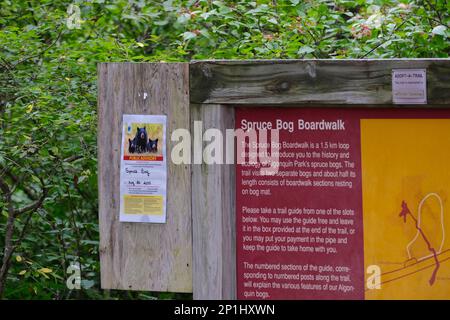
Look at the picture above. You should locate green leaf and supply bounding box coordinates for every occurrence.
[268,18,278,25]
[26,104,34,113]
[154,20,169,26]
[298,46,315,55]
[182,32,197,41]
[432,25,447,37]
[81,279,95,289]
[50,147,59,155]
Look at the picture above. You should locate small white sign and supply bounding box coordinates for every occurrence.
[119,114,167,223]
[392,69,427,104]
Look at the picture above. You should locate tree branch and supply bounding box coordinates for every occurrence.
[63,155,83,163]
[13,189,46,217]
[14,28,64,66]
[0,166,38,200]
[0,175,14,298]
[359,17,410,59]
[0,174,46,298]
[0,175,10,196]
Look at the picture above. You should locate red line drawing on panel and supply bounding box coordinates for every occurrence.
[366,193,447,292]
[399,193,444,285]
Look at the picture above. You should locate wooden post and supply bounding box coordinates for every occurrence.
[191,104,236,299]
[97,63,192,292]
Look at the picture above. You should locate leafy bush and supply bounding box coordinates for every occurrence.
[0,0,448,299]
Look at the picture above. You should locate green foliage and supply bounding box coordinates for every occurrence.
[0,0,448,299]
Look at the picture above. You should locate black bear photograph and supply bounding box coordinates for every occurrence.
[128,138,136,154]
[147,138,158,153]
[135,126,148,153]
[123,122,163,159]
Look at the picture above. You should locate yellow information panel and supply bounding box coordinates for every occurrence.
[362,119,450,299]
[123,195,164,216]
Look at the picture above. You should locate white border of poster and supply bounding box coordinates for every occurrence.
[119,114,167,223]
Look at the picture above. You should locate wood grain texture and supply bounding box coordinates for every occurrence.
[190,59,450,105]
[97,63,192,292]
[191,104,236,299]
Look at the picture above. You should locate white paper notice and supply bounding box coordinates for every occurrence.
[392,69,427,104]
[119,114,167,223]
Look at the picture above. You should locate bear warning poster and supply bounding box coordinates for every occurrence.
[119,114,167,223]
[236,107,450,300]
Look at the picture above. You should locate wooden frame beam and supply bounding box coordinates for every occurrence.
[190,59,450,105]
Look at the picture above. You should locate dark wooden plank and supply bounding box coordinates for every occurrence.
[97,63,192,292]
[190,59,450,105]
